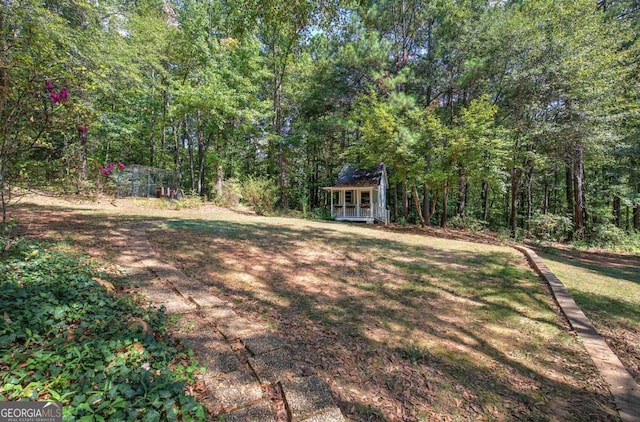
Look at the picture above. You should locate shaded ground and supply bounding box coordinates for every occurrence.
[9,194,623,421]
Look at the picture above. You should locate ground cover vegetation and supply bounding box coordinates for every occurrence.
[0,235,206,420]
[1,0,640,249]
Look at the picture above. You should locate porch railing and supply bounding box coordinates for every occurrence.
[331,205,389,224]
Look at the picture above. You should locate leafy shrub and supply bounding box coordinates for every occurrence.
[0,242,205,420]
[242,177,278,215]
[529,213,572,241]
[212,178,242,208]
[133,195,202,210]
[447,215,485,233]
[588,223,640,252]
[312,207,332,220]
[173,194,203,209]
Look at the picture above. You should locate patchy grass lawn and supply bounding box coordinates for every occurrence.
[148,219,618,421]
[10,194,621,421]
[538,247,640,385]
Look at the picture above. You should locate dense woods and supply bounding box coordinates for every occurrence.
[2,0,639,243]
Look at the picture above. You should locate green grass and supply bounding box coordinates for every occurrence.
[0,239,205,421]
[539,249,640,382]
[539,251,640,324]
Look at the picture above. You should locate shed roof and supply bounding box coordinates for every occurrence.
[334,163,385,188]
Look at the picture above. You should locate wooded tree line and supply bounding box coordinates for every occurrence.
[2,0,639,239]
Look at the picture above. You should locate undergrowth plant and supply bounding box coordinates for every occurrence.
[0,240,205,421]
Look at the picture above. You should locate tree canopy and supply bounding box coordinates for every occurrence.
[2,0,640,243]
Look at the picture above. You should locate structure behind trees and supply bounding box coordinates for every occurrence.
[114,165,180,199]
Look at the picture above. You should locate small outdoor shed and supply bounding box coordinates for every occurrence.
[323,163,390,224]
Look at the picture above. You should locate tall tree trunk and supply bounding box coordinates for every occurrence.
[174,120,183,193]
[526,164,534,232]
[273,69,287,208]
[457,173,467,217]
[402,177,409,221]
[510,167,522,236]
[196,110,205,196]
[635,182,640,231]
[613,195,621,227]
[184,116,195,192]
[148,70,156,167]
[393,182,398,222]
[422,183,431,226]
[160,89,168,169]
[0,154,7,225]
[412,185,425,227]
[543,179,549,215]
[573,141,586,236]
[216,164,223,199]
[431,190,438,222]
[481,181,489,222]
[440,181,448,227]
[552,165,559,214]
[565,152,574,218]
[77,126,87,194]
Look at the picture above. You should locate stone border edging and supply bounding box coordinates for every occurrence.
[513,245,640,422]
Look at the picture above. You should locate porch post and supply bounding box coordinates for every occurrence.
[330,189,334,218]
[342,191,346,218]
[356,189,360,217]
[370,188,373,219]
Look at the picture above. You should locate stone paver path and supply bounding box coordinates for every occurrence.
[113,222,345,422]
[515,245,640,422]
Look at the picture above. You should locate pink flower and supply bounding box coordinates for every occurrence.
[117,162,125,169]
[78,124,87,134]
[45,80,54,92]
[100,168,110,176]
[50,92,60,104]
[107,162,114,171]
[59,88,68,101]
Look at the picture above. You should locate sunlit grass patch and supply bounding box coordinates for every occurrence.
[147,218,615,420]
[540,249,640,383]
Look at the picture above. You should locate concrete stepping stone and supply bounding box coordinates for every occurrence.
[242,332,285,356]
[218,317,264,340]
[224,400,276,422]
[204,306,237,321]
[249,347,300,385]
[206,370,265,410]
[282,376,344,421]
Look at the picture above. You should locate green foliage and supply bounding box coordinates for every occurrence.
[587,223,640,252]
[529,213,573,242]
[212,179,242,208]
[312,206,332,221]
[242,177,278,215]
[3,0,640,241]
[447,216,486,234]
[133,195,203,210]
[0,241,206,420]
